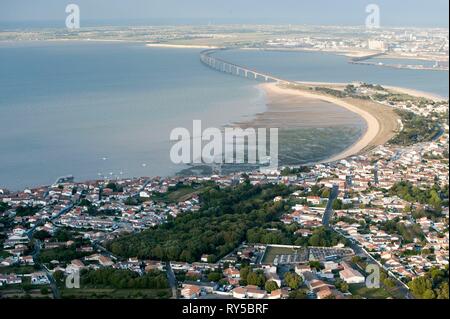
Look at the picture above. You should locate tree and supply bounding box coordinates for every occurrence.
[288,289,308,299]
[408,276,434,299]
[33,230,51,240]
[240,267,250,285]
[207,272,222,282]
[309,261,322,271]
[247,271,266,287]
[284,272,302,290]
[53,270,65,282]
[265,280,279,293]
[40,287,49,295]
[422,289,436,299]
[332,199,343,210]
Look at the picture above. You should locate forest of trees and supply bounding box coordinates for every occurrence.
[390,109,441,146]
[80,268,169,289]
[408,267,449,299]
[389,181,448,212]
[107,182,298,262]
[107,181,349,263]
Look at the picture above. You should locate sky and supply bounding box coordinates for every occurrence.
[0,0,448,28]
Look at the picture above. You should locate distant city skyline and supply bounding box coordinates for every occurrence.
[0,0,449,28]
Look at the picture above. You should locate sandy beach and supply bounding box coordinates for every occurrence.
[257,83,400,163]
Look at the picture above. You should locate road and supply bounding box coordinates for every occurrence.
[26,203,74,239]
[166,262,178,299]
[30,239,61,299]
[26,202,74,298]
[322,184,339,227]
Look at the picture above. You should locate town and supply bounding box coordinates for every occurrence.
[0,84,448,299]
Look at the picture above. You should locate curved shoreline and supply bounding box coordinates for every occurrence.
[259,83,399,164]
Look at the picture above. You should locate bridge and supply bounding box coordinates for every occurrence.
[200,48,292,85]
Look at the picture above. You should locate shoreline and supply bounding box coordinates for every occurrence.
[384,85,448,102]
[145,43,218,49]
[258,82,398,164]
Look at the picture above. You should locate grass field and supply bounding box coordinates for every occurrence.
[349,284,391,299]
[152,185,211,203]
[60,287,172,299]
[262,246,301,264]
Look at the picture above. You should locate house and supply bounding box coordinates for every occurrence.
[306,196,321,205]
[31,272,50,285]
[264,266,281,287]
[339,263,365,284]
[145,260,164,272]
[315,286,334,299]
[98,255,114,267]
[200,254,210,263]
[268,289,282,299]
[223,267,240,279]
[308,279,329,291]
[181,284,202,299]
[20,255,34,265]
[295,264,311,276]
[246,285,267,299]
[232,287,247,299]
[0,274,22,285]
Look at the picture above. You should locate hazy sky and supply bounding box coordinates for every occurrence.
[1,0,449,27]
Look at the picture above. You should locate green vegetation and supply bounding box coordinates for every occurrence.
[80,268,169,289]
[379,218,425,243]
[239,267,266,287]
[408,267,449,299]
[280,166,310,176]
[349,284,391,299]
[361,83,386,91]
[61,288,171,299]
[37,247,91,264]
[265,280,279,293]
[33,230,52,240]
[77,199,119,216]
[0,202,10,213]
[390,109,441,146]
[151,183,210,203]
[389,181,448,212]
[0,265,36,274]
[288,288,308,299]
[307,227,348,247]
[108,182,295,262]
[284,272,302,290]
[15,205,42,217]
[105,182,124,193]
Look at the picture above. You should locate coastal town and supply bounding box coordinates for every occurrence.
[1,83,448,299]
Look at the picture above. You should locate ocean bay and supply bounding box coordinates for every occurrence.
[0,41,447,190]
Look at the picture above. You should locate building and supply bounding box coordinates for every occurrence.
[181,284,202,299]
[31,272,50,285]
[339,263,365,284]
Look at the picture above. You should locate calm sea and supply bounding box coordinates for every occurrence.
[0,42,447,190]
[215,49,449,98]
